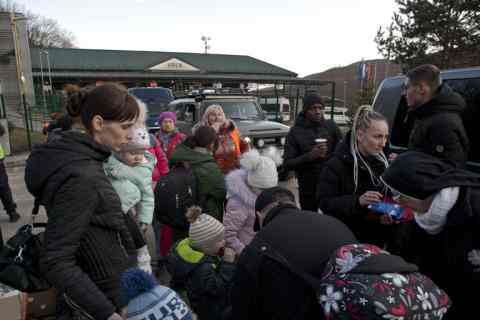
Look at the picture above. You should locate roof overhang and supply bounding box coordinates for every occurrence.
[31,70,331,85]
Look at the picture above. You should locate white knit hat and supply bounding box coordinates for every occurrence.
[186,206,224,251]
[240,149,278,189]
[121,127,151,151]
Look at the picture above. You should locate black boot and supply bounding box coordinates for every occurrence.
[8,211,20,223]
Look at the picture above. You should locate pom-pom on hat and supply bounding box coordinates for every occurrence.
[121,268,193,319]
[240,149,278,189]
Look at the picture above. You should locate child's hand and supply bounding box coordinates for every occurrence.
[223,247,236,263]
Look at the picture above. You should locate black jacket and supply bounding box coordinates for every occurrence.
[229,204,357,320]
[408,84,469,164]
[25,131,136,320]
[382,151,480,319]
[317,132,393,246]
[167,239,236,320]
[283,113,342,192]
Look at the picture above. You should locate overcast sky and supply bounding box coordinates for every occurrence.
[16,0,397,77]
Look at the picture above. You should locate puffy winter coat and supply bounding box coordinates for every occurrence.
[167,238,236,320]
[382,151,480,319]
[148,134,169,181]
[229,204,357,320]
[213,121,244,174]
[170,143,226,221]
[224,169,257,255]
[104,151,156,225]
[25,131,136,320]
[317,132,411,252]
[408,84,469,165]
[283,112,342,194]
[156,130,186,159]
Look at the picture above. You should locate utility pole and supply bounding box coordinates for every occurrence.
[201,36,211,54]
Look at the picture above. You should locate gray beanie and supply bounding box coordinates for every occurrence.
[186,206,224,251]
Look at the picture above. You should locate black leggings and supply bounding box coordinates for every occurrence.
[0,160,16,214]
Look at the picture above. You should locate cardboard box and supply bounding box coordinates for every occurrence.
[25,289,56,319]
[0,282,23,320]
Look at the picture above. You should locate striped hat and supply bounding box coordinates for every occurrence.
[186,206,224,251]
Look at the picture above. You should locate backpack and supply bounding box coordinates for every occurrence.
[315,244,451,319]
[154,164,198,231]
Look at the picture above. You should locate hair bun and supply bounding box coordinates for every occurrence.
[66,89,88,117]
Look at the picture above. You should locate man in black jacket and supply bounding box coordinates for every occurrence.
[382,151,480,319]
[229,187,358,320]
[404,64,469,165]
[284,93,342,211]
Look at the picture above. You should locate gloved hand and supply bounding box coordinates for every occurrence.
[137,245,152,274]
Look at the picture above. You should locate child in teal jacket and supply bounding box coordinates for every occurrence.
[104,127,156,273]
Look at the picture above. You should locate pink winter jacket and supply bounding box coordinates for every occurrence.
[224,169,257,255]
[148,136,169,182]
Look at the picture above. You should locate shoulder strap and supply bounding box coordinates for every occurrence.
[254,235,323,289]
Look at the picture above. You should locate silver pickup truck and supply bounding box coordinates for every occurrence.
[164,94,290,151]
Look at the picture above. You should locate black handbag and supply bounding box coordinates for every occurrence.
[0,199,51,292]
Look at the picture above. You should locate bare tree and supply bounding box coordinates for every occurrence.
[0,0,76,48]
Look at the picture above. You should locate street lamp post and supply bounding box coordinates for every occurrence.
[201,36,211,54]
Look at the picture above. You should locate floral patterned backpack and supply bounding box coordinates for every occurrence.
[316,244,451,320]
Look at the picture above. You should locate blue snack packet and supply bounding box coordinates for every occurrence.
[368,202,404,220]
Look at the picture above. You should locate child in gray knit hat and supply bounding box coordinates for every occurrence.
[167,206,236,320]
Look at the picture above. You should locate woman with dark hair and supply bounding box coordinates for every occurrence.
[25,83,140,320]
[170,125,226,222]
[317,106,408,249]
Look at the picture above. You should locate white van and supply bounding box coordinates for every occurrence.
[258,96,291,123]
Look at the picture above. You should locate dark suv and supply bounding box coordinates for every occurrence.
[372,67,480,173]
[166,93,290,150]
[128,87,174,130]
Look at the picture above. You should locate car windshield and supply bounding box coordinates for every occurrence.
[203,100,262,120]
[260,104,280,112]
[129,88,173,115]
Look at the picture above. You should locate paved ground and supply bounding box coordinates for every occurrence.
[1,164,46,240]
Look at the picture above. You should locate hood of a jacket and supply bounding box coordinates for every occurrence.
[169,142,214,166]
[25,130,111,204]
[225,169,257,209]
[411,84,466,118]
[169,239,209,281]
[382,151,480,200]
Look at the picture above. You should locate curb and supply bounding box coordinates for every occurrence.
[5,159,26,168]
[4,153,29,169]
